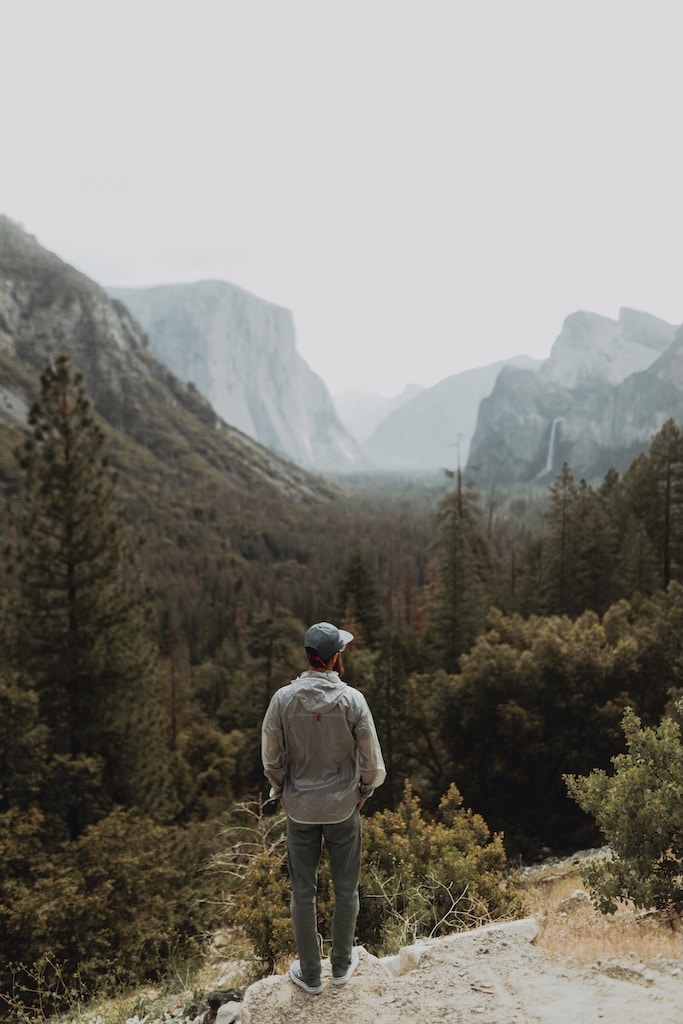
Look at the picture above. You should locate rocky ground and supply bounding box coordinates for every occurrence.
[236,917,682,1024]
[123,852,681,1024]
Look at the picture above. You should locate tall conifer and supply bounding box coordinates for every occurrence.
[6,354,168,836]
[337,549,384,645]
[622,419,683,589]
[425,469,492,667]
[647,418,683,586]
[541,462,578,614]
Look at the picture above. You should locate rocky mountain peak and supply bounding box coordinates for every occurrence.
[108,282,366,473]
[468,309,683,485]
[541,308,676,390]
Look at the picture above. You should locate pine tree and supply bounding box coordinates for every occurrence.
[336,549,384,646]
[599,466,659,600]
[425,469,493,667]
[540,462,577,614]
[646,418,683,587]
[565,702,683,915]
[621,421,683,589]
[0,669,47,812]
[6,354,168,836]
[571,478,620,615]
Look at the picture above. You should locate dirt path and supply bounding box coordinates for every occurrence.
[239,919,683,1024]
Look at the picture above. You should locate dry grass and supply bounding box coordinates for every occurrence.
[45,861,680,1024]
[521,858,682,961]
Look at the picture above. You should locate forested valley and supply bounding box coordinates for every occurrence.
[1,357,681,1014]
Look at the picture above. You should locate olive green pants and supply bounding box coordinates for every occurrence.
[286,808,362,981]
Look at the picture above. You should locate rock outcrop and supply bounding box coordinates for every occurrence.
[467,309,682,484]
[108,281,366,473]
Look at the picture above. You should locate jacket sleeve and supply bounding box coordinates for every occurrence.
[261,692,286,799]
[355,697,387,799]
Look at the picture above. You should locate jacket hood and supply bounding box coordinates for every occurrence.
[290,670,347,714]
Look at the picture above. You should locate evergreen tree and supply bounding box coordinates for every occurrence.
[646,418,683,586]
[598,466,659,600]
[572,478,620,615]
[244,605,304,720]
[622,420,683,588]
[436,608,627,854]
[336,549,384,646]
[541,464,621,616]
[424,469,493,668]
[540,462,578,614]
[351,628,419,809]
[220,605,305,794]
[565,702,683,915]
[5,354,168,837]
[0,670,47,812]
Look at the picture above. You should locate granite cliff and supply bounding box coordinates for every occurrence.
[108,282,365,473]
[467,309,682,485]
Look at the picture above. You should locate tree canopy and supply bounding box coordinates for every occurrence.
[1,358,682,1013]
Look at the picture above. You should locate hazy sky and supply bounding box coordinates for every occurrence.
[3,0,683,396]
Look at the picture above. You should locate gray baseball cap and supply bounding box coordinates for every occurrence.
[304,621,354,662]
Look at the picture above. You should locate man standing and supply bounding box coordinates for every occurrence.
[261,621,386,995]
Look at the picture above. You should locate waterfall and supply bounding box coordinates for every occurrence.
[536,418,561,479]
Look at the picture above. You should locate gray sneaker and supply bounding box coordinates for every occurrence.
[290,961,323,995]
[331,950,360,986]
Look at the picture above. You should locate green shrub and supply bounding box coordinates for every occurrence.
[229,850,294,972]
[0,809,205,1017]
[565,700,683,915]
[211,801,296,975]
[359,782,523,953]
[214,786,523,974]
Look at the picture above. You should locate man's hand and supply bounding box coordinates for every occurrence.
[357,798,366,810]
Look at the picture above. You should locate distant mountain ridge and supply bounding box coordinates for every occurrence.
[334,307,682,482]
[108,281,366,473]
[4,216,680,489]
[334,384,425,443]
[468,308,682,484]
[358,357,541,472]
[539,308,676,388]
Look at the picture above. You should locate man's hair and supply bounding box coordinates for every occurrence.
[305,646,329,669]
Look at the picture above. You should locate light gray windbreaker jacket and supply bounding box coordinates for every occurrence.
[261,669,386,824]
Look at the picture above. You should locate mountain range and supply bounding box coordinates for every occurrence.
[333,384,425,443]
[348,357,541,472]
[106,280,539,476]
[0,215,335,505]
[109,277,682,485]
[2,215,681,489]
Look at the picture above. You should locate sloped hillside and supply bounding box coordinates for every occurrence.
[0,216,337,504]
[0,215,363,643]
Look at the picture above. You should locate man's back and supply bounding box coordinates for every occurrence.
[262,668,385,824]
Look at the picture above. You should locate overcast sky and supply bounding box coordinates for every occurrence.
[3,0,683,396]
